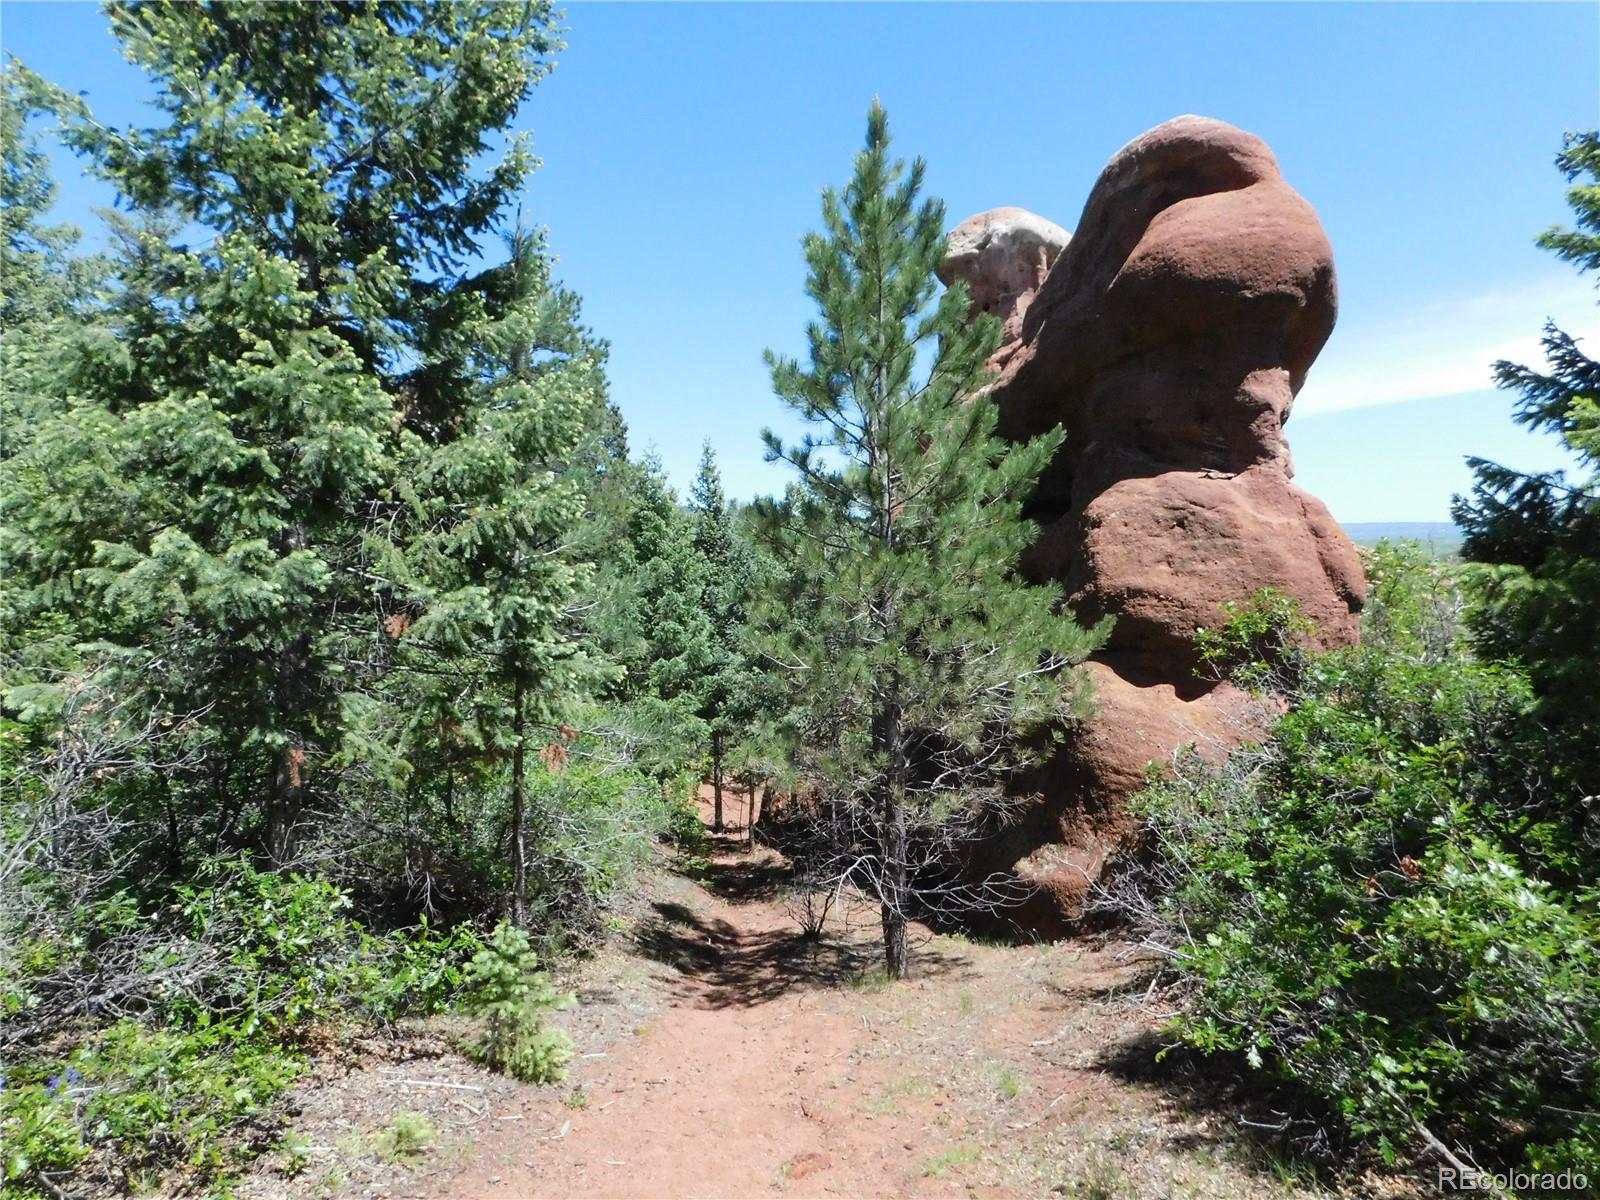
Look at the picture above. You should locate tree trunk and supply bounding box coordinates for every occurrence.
[879,696,910,980]
[162,776,182,877]
[267,632,311,869]
[711,730,724,833]
[268,745,303,869]
[880,792,909,978]
[510,678,529,927]
[443,755,457,831]
[260,501,316,866]
[746,782,757,850]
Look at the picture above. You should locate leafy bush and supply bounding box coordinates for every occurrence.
[1,1081,89,1199]
[1194,585,1316,692]
[5,857,478,1040]
[1122,545,1600,1176]
[659,768,710,853]
[460,922,575,1084]
[0,860,482,1195]
[519,758,686,947]
[1,1020,302,1194]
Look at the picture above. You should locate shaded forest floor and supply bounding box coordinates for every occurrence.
[240,793,1423,1200]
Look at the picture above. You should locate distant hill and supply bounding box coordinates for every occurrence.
[1341,522,1463,552]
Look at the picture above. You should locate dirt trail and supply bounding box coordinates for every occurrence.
[436,808,918,1199]
[424,794,1345,1200]
[246,793,1372,1199]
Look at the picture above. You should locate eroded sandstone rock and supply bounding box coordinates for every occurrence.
[935,207,1070,356]
[956,116,1366,927]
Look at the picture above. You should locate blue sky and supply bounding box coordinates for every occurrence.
[5,2,1597,522]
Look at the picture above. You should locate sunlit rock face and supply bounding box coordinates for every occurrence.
[935,206,1071,368]
[948,116,1365,929]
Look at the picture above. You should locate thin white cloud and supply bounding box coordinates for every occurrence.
[1295,275,1598,417]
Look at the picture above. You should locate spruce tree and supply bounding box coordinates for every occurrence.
[0,63,110,472]
[1453,131,1600,801]
[0,64,109,694]
[689,442,755,832]
[2,3,582,874]
[599,456,713,782]
[380,227,611,924]
[0,63,90,336]
[760,105,1105,978]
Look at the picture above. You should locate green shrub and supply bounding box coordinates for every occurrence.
[277,1128,312,1178]
[460,921,574,1084]
[373,1111,435,1166]
[0,860,483,1195]
[1125,546,1600,1175]
[85,1020,303,1175]
[660,768,709,852]
[0,1081,89,1200]
[519,760,683,947]
[1194,585,1316,692]
[0,1019,300,1193]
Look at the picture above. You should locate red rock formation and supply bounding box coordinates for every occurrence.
[954,116,1366,926]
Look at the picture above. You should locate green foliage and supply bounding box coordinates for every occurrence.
[988,1061,1024,1100]
[1,0,606,898]
[0,52,669,1200]
[1,1082,89,1200]
[1454,130,1600,802]
[373,1112,435,1167]
[518,757,684,945]
[689,443,764,820]
[658,769,710,853]
[0,61,105,462]
[0,858,480,1195]
[166,860,480,1030]
[2,856,478,1038]
[461,922,574,1084]
[3,5,733,1195]
[1195,587,1316,692]
[758,104,1106,975]
[276,1128,312,1178]
[1129,544,1599,1175]
[603,457,714,776]
[0,1020,301,1193]
[1534,131,1600,276]
[1,62,78,327]
[921,1142,981,1178]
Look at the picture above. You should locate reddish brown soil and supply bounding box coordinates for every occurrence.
[426,794,1348,1200]
[435,809,930,1199]
[246,791,1402,1200]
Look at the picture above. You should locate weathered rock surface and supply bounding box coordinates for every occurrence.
[934,207,1070,354]
[952,116,1366,927]
[994,662,1263,925]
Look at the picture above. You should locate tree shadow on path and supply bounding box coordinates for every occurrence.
[639,828,973,1010]
[695,829,792,902]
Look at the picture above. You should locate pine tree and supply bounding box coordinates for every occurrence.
[1453,131,1600,799]
[759,104,1106,978]
[689,442,756,832]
